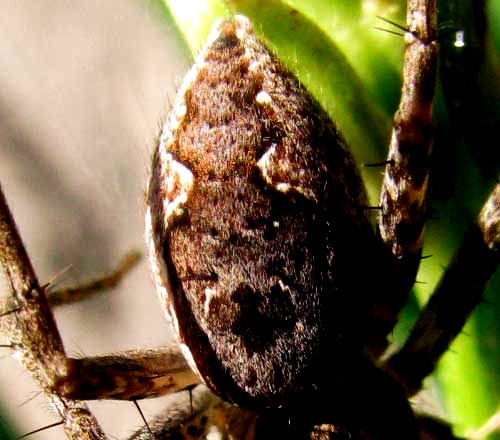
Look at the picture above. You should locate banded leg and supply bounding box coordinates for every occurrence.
[56,346,199,401]
[128,385,259,440]
[0,183,105,439]
[385,183,500,396]
[46,251,141,307]
[0,182,199,438]
[367,0,440,358]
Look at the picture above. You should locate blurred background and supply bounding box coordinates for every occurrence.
[0,1,190,438]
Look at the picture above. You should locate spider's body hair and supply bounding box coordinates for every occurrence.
[146,14,376,408]
[145,14,417,439]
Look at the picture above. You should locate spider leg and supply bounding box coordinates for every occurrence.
[384,183,500,396]
[56,346,199,401]
[368,0,439,358]
[46,250,141,307]
[0,184,199,407]
[128,385,260,440]
[0,182,200,438]
[0,183,106,439]
[128,386,466,440]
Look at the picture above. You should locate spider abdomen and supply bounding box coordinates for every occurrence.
[145,15,376,410]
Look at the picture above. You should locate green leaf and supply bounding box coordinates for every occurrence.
[162,0,229,52]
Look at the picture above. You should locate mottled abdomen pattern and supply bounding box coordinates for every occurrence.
[145,15,376,410]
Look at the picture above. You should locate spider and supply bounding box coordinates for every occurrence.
[1,3,499,440]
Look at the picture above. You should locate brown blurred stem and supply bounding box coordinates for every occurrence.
[0,183,106,439]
